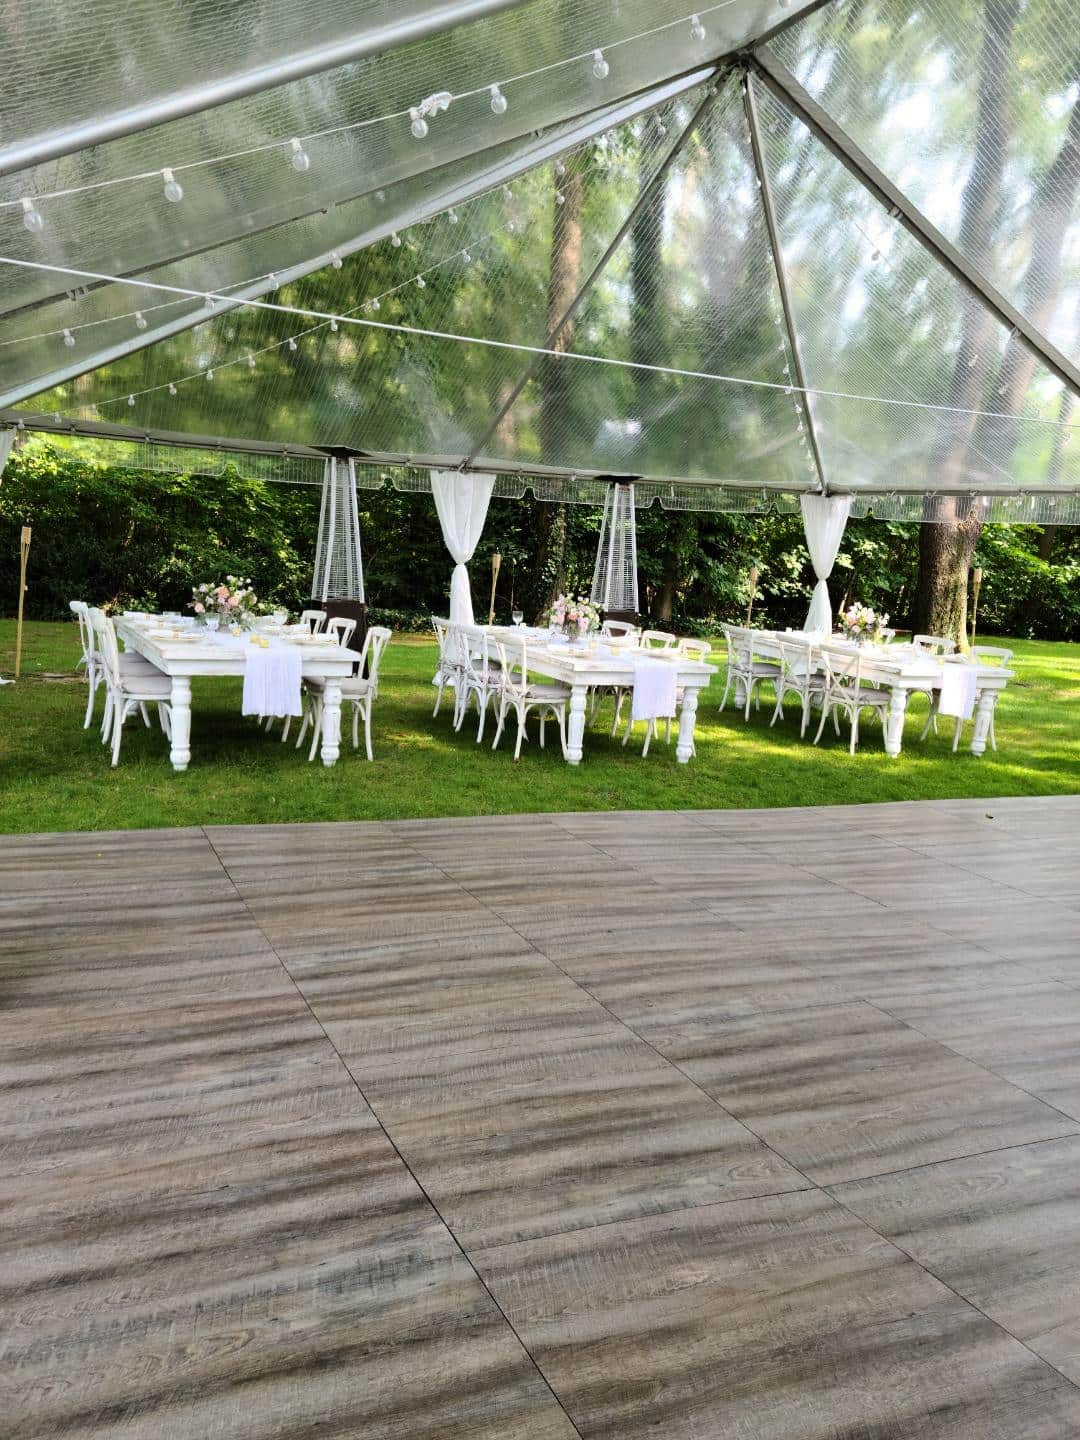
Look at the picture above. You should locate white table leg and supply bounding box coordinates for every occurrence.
[169,676,192,772]
[884,686,908,758]
[970,688,997,757]
[676,684,701,763]
[566,682,588,765]
[320,680,343,766]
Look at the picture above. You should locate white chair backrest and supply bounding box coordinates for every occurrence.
[443,621,472,672]
[299,608,326,633]
[357,625,392,692]
[325,616,356,647]
[492,633,530,703]
[602,619,638,639]
[677,637,712,661]
[777,635,817,681]
[819,642,864,693]
[70,600,94,664]
[88,608,121,687]
[640,629,677,650]
[456,623,492,684]
[971,645,1012,667]
[723,623,760,669]
[913,633,956,655]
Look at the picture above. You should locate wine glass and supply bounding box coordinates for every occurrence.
[511,608,524,628]
[205,614,220,633]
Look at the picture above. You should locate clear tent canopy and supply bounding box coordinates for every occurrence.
[1,0,1077,523]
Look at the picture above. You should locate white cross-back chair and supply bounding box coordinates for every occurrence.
[452,623,502,742]
[70,600,104,729]
[88,608,172,765]
[949,646,1013,752]
[431,616,463,720]
[295,626,392,761]
[623,636,713,755]
[640,629,678,650]
[911,634,957,736]
[490,633,570,760]
[601,619,639,639]
[813,643,890,754]
[324,615,356,647]
[719,625,781,721]
[299,608,326,634]
[770,636,826,738]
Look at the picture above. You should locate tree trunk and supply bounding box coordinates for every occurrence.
[914,35,1079,642]
[912,0,1021,642]
[531,164,585,611]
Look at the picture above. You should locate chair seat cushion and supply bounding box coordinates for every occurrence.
[854,687,891,705]
[525,682,571,701]
[750,662,781,676]
[120,673,173,699]
[117,652,157,671]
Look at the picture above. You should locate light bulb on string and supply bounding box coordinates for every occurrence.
[289,138,311,172]
[134,310,147,331]
[416,275,426,289]
[489,84,507,115]
[367,297,380,312]
[554,159,566,177]
[168,383,177,395]
[205,368,214,382]
[21,197,45,234]
[409,108,429,140]
[462,249,471,263]
[161,168,183,203]
[506,218,516,233]
[390,231,401,247]
[555,190,565,206]
[329,318,338,331]
[288,337,297,351]
[247,353,256,369]
[502,185,513,201]
[447,207,459,224]
[62,328,76,348]
[330,251,343,270]
[871,248,881,261]
[127,394,135,406]
[591,49,609,79]
[690,13,706,41]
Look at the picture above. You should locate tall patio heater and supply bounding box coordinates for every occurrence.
[591,480,639,624]
[311,451,367,644]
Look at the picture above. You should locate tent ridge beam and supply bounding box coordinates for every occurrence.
[742,67,828,491]
[0,0,532,181]
[462,75,730,468]
[750,49,1080,398]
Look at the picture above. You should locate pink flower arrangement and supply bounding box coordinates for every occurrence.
[548,592,600,636]
[190,575,258,624]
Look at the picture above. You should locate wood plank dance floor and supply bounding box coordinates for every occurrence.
[3,796,1080,1437]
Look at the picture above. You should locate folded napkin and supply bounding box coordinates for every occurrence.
[632,655,678,722]
[937,659,977,719]
[241,640,303,718]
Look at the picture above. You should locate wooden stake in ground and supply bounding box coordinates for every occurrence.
[14,525,31,679]
[970,566,983,649]
[746,565,759,627]
[488,552,501,625]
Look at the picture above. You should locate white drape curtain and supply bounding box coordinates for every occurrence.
[800,494,851,634]
[0,428,15,479]
[430,470,494,625]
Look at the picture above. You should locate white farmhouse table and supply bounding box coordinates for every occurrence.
[115,617,361,771]
[750,631,1014,758]
[491,630,717,765]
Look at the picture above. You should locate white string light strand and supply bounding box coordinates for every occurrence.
[1,254,1074,434]
[3,1,737,219]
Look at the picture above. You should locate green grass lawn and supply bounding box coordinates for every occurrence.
[1,619,1077,834]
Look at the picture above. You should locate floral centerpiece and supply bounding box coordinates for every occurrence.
[548,592,600,639]
[190,575,259,627]
[839,602,890,645]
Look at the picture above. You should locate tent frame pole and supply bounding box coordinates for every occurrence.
[462,78,730,468]
[749,49,1080,400]
[742,68,828,493]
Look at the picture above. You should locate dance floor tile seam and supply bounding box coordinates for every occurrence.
[4,798,1080,1437]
